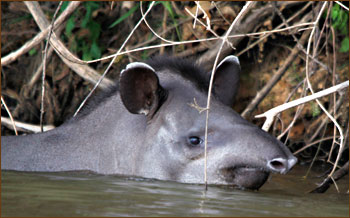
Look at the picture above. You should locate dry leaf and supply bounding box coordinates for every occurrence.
[220,5,237,18]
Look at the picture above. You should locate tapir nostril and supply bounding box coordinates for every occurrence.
[267,157,289,174]
[270,160,284,168]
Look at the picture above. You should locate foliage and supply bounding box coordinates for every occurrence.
[311,102,321,117]
[331,4,349,53]
[109,2,182,40]
[8,14,32,24]
[61,1,103,61]
[109,4,139,28]
[28,48,37,56]
[160,1,182,41]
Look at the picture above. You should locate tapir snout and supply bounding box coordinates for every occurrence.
[173,107,297,189]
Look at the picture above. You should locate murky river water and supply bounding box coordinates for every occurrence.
[1,165,348,217]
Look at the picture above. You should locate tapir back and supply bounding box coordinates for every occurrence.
[1,91,145,174]
[1,125,100,172]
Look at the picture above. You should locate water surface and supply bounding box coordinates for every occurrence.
[1,165,348,217]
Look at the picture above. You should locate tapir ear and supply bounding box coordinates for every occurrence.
[211,55,241,106]
[119,62,166,117]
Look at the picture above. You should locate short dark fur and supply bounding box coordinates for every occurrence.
[73,56,209,119]
[146,56,209,92]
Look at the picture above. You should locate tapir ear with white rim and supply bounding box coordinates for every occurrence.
[119,62,166,117]
[211,55,241,106]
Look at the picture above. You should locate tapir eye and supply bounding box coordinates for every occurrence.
[188,136,203,146]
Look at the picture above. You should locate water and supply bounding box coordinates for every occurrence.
[1,165,348,217]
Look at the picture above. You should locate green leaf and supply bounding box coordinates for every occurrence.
[339,11,348,33]
[332,19,340,29]
[28,48,37,56]
[160,1,182,40]
[340,37,349,53]
[331,4,339,21]
[70,38,78,53]
[81,2,100,28]
[88,1,100,10]
[82,42,91,61]
[88,20,101,42]
[141,50,149,60]
[83,53,92,61]
[90,41,101,59]
[65,16,75,37]
[81,4,92,28]
[161,1,175,18]
[9,14,32,24]
[109,4,139,28]
[60,2,69,13]
[311,102,320,117]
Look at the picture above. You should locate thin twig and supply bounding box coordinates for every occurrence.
[193,1,200,28]
[198,1,304,69]
[1,96,18,135]
[188,98,207,113]
[140,2,174,44]
[294,136,339,155]
[85,21,314,65]
[28,47,54,89]
[130,16,193,49]
[328,25,337,163]
[159,6,168,55]
[185,7,232,48]
[236,2,312,58]
[304,121,328,179]
[40,1,62,132]
[212,2,232,26]
[305,2,344,179]
[308,95,345,143]
[310,161,348,193]
[277,79,307,140]
[203,1,253,190]
[194,1,211,31]
[27,24,65,91]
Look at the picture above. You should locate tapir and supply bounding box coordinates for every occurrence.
[1,55,297,190]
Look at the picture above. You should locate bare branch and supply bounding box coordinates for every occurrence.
[255,81,349,131]
[335,1,349,11]
[1,116,55,133]
[24,1,113,89]
[1,97,18,135]
[40,1,62,132]
[310,161,349,193]
[241,30,311,119]
[1,1,80,66]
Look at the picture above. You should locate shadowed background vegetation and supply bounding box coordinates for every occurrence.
[1,1,349,193]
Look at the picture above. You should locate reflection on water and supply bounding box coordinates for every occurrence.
[1,165,348,217]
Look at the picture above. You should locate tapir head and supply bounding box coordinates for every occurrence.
[119,56,297,190]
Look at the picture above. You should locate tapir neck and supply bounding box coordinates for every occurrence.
[1,92,148,175]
